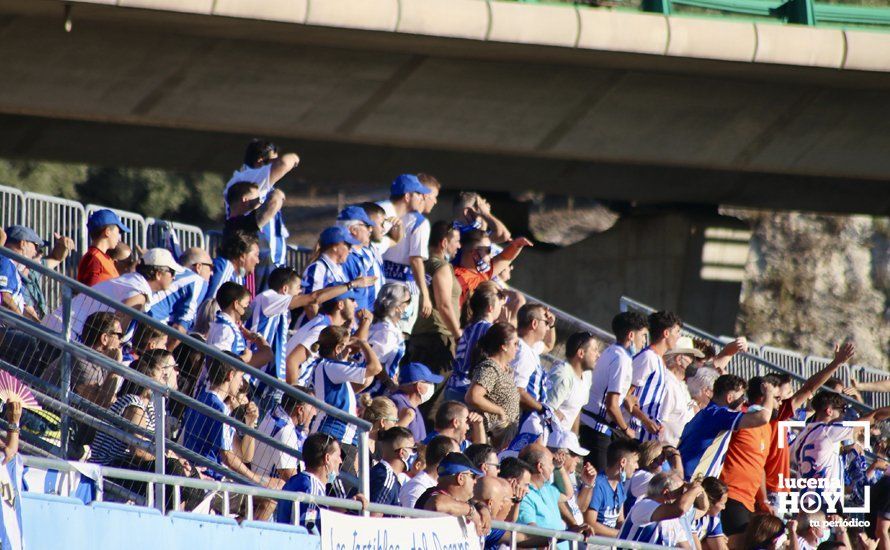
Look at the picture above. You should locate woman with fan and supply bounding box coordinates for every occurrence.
[90,349,198,510]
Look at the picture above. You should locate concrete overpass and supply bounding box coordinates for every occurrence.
[2,0,890,214]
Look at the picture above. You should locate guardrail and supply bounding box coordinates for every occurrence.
[20,454,677,550]
[85,204,148,252]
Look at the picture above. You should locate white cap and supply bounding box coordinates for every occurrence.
[141,248,185,274]
[664,336,705,359]
[547,428,589,457]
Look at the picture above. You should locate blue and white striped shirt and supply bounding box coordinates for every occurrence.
[630,347,667,442]
[313,357,367,445]
[619,498,688,546]
[0,257,26,314]
[691,514,724,540]
[206,256,245,303]
[448,320,492,392]
[251,289,293,380]
[301,254,347,296]
[207,312,246,356]
[147,269,207,331]
[513,338,546,402]
[225,163,289,266]
[580,344,634,435]
[363,319,405,398]
[275,471,326,529]
[342,246,379,312]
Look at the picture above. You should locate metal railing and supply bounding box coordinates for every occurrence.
[20,454,676,550]
[85,204,148,252]
[146,218,205,252]
[0,247,373,497]
[0,184,24,227]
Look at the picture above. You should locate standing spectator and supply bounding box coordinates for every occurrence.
[364,282,411,397]
[585,439,641,537]
[466,323,522,449]
[424,401,487,451]
[687,366,721,412]
[517,444,592,549]
[409,221,462,375]
[78,209,130,287]
[678,375,775,480]
[339,206,382,312]
[252,391,316,481]
[380,174,433,333]
[369,426,416,513]
[627,311,683,442]
[312,326,383,478]
[206,231,260,301]
[1,226,44,321]
[223,182,285,241]
[147,247,212,336]
[224,140,299,282]
[512,304,557,441]
[389,362,443,444]
[545,331,598,434]
[580,312,648,471]
[416,452,489,537]
[452,192,512,244]
[301,226,363,321]
[619,472,701,546]
[660,338,702,447]
[445,283,503,402]
[207,282,272,368]
[453,229,532,309]
[399,435,459,508]
[417,173,441,215]
[275,432,368,530]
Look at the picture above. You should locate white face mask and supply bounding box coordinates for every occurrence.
[420,383,435,404]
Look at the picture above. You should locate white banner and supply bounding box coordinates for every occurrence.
[320,509,482,550]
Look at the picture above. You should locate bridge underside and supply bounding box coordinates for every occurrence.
[1,0,889,214]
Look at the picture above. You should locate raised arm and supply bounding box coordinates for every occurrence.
[789,341,855,411]
[255,188,285,228]
[269,152,299,184]
[489,237,533,280]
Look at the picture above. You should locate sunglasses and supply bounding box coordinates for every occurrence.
[474,246,492,255]
[106,331,124,338]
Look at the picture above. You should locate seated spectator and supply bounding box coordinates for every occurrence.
[147,247,212,336]
[275,432,367,530]
[692,477,729,550]
[585,439,641,537]
[369,426,415,514]
[42,311,123,408]
[359,395,398,456]
[476,474,552,550]
[742,514,788,550]
[445,283,504,402]
[452,191,511,244]
[205,231,260,301]
[252,390,316,481]
[517,444,592,548]
[453,229,532,308]
[312,325,383,479]
[124,321,168,365]
[364,282,411,397]
[660,338,702,447]
[619,471,702,546]
[300,226,360,321]
[181,353,283,495]
[545,331,598,434]
[416,452,489,536]
[44,248,184,340]
[285,288,369,387]
[498,456,533,505]
[512,304,557,441]
[207,282,272,369]
[465,443,499,478]
[389,362,443,444]
[224,139,299,275]
[686,366,720,412]
[20,231,75,320]
[399,435,458,508]
[678,374,775,480]
[545,429,596,525]
[580,312,649,471]
[466,322,521,449]
[625,441,683,514]
[110,242,138,275]
[78,209,130,287]
[1,225,44,322]
[409,220,462,375]
[424,401,487,451]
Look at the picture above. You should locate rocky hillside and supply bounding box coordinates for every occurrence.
[732,209,890,370]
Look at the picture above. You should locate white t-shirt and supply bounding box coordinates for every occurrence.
[791,422,854,489]
[252,406,303,479]
[621,498,688,546]
[659,371,696,447]
[512,339,546,400]
[398,470,437,509]
[544,361,592,432]
[628,470,654,500]
[224,164,272,216]
[382,210,430,266]
[580,344,633,435]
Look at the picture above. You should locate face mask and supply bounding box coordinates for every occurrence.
[619,469,627,483]
[403,450,418,471]
[628,343,638,356]
[420,384,435,404]
[327,472,337,484]
[237,266,247,278]
[818,529,830,544]
[474,253,490,273]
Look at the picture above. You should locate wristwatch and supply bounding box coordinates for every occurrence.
[346,281,355,291]
[7,423,19,433]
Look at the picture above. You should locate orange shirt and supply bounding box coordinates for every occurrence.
[453,267,492,308]
[765,399,795,493]
[720,414,771,511]
[77,246,119,287]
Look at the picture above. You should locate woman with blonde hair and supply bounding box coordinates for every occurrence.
[360,394,399,455]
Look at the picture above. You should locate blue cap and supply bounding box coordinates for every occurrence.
[87,209,131,234]
[390,174,431,196]
[319,226,360,247]
[399,362,444,385]
[337,206,376,227]
[4,225,45,246]
[437,452,483,477]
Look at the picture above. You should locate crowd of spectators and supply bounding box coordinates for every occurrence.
[2,138,890,549]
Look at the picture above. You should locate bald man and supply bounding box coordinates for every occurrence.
[147,247,213,339]
[476,476,551,550]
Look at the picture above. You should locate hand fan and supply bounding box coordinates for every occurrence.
[0,372,42,410]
